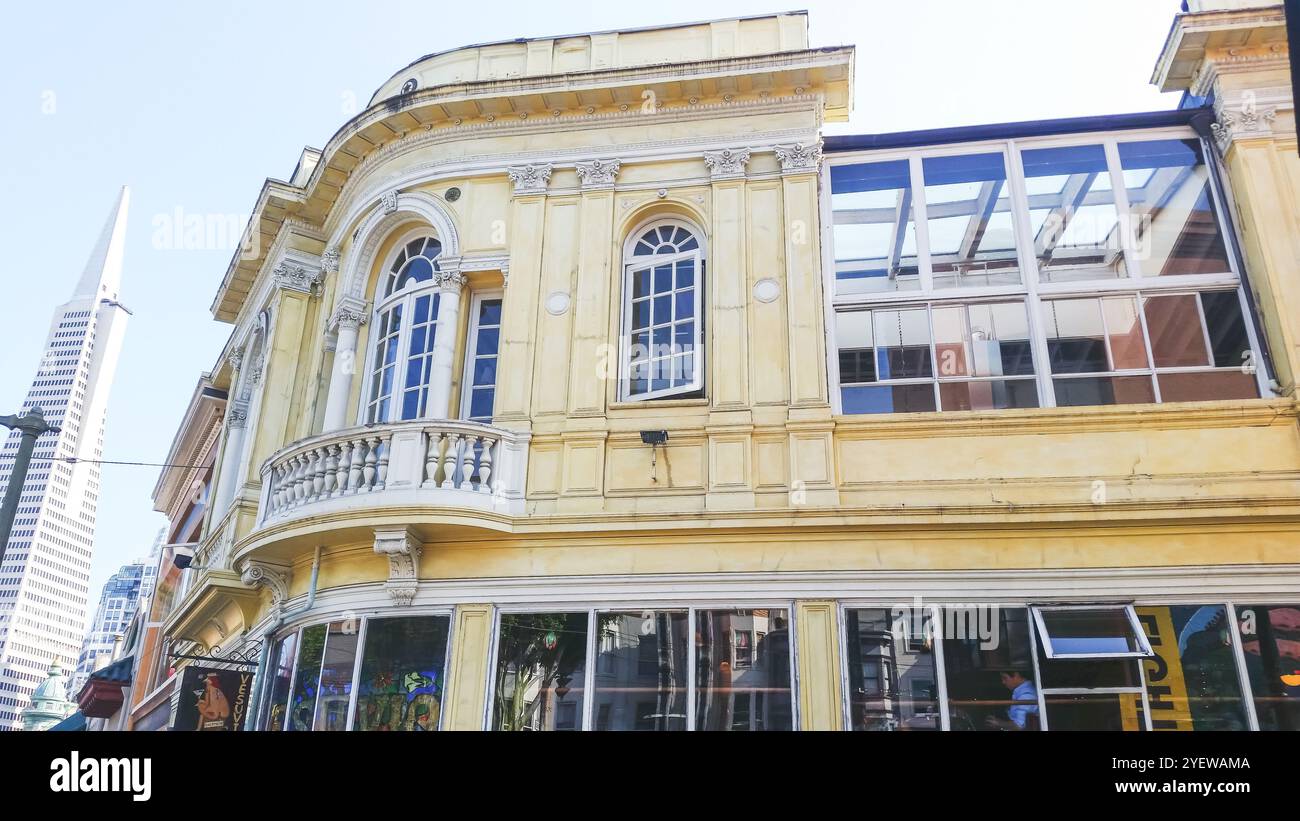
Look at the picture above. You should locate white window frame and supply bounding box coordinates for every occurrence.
[483,602,798,731]
[359,230,445,425]
[459,290,504,423]
[268,609,455,732]
[821,125,1271,415]
[1030,604,1154,660]
[618,219,706,402]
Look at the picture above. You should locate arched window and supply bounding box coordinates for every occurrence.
[620,221,705,401]
[365,236,443,422]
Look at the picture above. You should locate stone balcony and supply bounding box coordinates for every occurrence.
[256,419,531,526]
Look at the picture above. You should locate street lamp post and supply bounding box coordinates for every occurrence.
[0,406,59,566]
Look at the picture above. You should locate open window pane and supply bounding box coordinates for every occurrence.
[1134,605,1250,731]
[1120,139,1231,277]
[1033,606,1151,658]
[846,608,941,731]
[695,609,793,731]
[831,160,921,294]
[354,616,450,731]
[1021,144,1127,282]
[923,153,1021,289]
[492,613,589,731]
[592,611,688,730]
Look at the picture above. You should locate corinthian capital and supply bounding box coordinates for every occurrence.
[329,298,370,332]
[576,159,622,190]
[703,148,752,180]
[272,260,321,294]
[507,163,553,196]
[774,141,823,175]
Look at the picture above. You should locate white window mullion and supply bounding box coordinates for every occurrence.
[910,156,934,293]
[1105,140,1143,280]
[1007,139,1057,408]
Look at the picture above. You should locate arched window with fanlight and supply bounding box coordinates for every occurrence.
[365,236,443,422]
[620,220,705,401]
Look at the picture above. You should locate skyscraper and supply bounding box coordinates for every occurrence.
[0,187,131,729]
[69,533,160,696]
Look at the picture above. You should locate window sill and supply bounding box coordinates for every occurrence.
[608,397,710,412]
[833,397,1294,438]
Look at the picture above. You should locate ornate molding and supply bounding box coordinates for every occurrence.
[272,260,321,294]
[435,270,467,291]
[575,158,622,190]
[507,163,553,196]
[774,141,823,174]
[329,298,370,332]
[321,246,341,275]
[703,148,752,180]
[380,190,399,214]
[240,560,291,611]
[228,345,245,375]
[374,527,423,606]
[1211,102,1279,153]
[225,401,249,430]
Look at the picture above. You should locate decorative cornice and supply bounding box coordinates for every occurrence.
[703,148,752,180]
[575,158,622,190]
[373,527,422,606]
[774,141,823,175]
[240,560,291,610]
[507,163,553,196]
[272,260,321,294]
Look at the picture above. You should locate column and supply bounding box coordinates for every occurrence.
[443,603,494,730]
[212,400,248,524]
[567,159,620,416]
[775,142,830,408]
[427,267,466,420]
[494,163,553,424]
[322,298,368,431]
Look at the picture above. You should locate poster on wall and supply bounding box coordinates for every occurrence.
[172,667,254,731]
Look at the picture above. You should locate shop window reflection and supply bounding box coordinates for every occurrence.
[1238,605,1300,731]
[942,607,1039,731]
[492,613,588,731]
[354,616,450,731]
[1134,606,1249,731]
[592,611,688,731]
[695,609,793,731]
[846,608,940,730]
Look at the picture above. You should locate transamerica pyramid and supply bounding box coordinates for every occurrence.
[0,188,131,729]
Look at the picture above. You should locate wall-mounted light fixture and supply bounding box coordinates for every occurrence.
[640,430,669,483]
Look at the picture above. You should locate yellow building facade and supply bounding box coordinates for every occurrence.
[139,6,1300,732]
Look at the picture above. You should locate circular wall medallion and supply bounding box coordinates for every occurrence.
[401,78,418,94]
[445,187,461,202]
[753,278,781,304]
[545,291,571,316]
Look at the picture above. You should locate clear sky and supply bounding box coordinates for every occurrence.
[0,0,1185,599]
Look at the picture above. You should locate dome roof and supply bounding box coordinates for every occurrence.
[30,662,71,704]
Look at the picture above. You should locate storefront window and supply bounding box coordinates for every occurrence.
[493,612,589,731]
[696,609,793,731]
[286,623,326,731]
[1237,605,1300,731]
[845,608,940,731]
[1135,605,1250,731]
[592,611,689,731]
[942,606,1039,731]
[312,621,359,731]
[262,633,297,732]
[355,616,451,731]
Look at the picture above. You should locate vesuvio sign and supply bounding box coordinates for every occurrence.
[171,667,253,731]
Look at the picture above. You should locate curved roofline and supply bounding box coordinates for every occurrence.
[372,9,809,102]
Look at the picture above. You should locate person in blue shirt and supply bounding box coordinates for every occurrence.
[985,670,1039,730]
